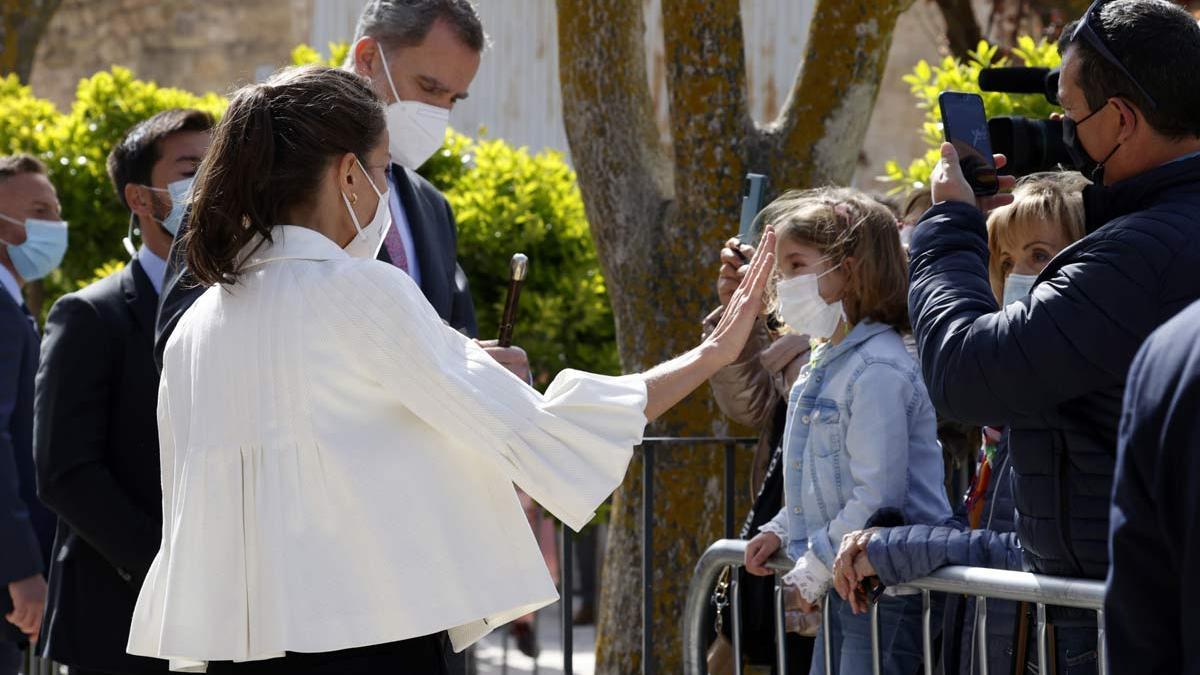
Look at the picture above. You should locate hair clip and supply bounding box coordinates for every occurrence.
[833,202,854,227]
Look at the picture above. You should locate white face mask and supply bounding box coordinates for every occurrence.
[1003,273,1037,306]
[776,262,844,339]
[375,41,450,169]
[341,158,391,259]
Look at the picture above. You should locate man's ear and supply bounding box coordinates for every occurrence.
[352,38,378,79]
[1114,97,1141,144]
[125,183,154,218]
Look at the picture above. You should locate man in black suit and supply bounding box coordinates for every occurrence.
[34,109,213,675]
[0,154,61,674]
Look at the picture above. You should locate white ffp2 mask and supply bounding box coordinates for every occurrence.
[375,41,450,169]
[776,264,843,339]
[341,158,391,259]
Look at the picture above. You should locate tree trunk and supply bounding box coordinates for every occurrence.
[557,0,913,671]
[936,0,983,59]
[0,0,63,83]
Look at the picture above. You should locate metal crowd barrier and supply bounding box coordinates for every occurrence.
[555,436,757,675]
[20,649,59,674]
[682,539,1109,675]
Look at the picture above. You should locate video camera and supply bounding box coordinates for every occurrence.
[979,67,1073,176]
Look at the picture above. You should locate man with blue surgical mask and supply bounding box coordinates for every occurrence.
[0,153,61,675]
[32,109,211,675]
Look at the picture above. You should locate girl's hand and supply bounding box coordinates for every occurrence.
[745,530,782,576]
[706,229,776,367]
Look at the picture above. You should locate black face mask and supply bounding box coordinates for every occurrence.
[1062,103,1122,183]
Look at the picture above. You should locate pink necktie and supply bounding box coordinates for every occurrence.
[382,218,409,274]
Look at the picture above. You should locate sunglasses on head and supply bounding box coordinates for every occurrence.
[1070,0,1159,110]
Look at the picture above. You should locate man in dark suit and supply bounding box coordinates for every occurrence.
[0,154,61,674]
[157,1,528,382]
[35,109,213,675]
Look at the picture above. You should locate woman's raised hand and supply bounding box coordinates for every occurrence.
[705,228,776,367]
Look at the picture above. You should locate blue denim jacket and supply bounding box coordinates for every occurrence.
[769,321,951,570]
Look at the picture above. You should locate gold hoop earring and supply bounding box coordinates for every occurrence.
[350,193,358,205]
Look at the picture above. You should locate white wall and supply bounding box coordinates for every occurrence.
[311,1,819,153]
[311,0,944,186]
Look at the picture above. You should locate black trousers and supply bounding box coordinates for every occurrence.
[205,633,448,675]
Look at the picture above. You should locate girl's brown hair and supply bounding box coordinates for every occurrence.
[185,65,386,286]
[985,172,1087,303]
[759,186,910,331]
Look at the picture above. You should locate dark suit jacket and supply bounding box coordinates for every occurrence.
[0,283,54,645]
[154,165,477,368]
[33,259,169,673]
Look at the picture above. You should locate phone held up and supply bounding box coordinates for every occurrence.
[938,91,1000,197]
[728,173,769,265]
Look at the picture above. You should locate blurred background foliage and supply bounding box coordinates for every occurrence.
[883,36,1062,194]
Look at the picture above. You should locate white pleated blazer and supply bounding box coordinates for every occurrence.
[126,226,647,672]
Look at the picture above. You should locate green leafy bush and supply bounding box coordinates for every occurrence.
[1,52,619,381]
[432,132,620,383]
[883,37,1063,194]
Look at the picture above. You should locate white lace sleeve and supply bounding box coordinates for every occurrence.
[782,548,833,604]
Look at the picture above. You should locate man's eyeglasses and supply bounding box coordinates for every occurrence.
[1070,0,1159,110]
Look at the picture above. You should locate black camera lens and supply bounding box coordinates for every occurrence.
[987,117,1074,177]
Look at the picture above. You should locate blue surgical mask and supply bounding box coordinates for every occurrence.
[1003,273,1037,306]
[147,177,194,236]
[0,213,68,281]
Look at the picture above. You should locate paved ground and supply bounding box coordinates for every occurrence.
[473,598,596,675]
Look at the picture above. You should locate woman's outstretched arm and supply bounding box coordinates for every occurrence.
[641,230,776,421]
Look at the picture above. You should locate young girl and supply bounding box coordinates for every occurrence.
[743,187,951,675]
[833,173,1088,675]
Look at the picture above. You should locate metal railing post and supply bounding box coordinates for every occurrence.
[642,442,655,675]
[773,574,787,675]
[1097,609,1108,675]
[922,590,934,675]
[822,595,833,675]
[562,528,573,675]
[724,442,736,539]
[1036,603,1049,675]
[870,600,882,675]
[730,571,744,675]
[976,597,989,675]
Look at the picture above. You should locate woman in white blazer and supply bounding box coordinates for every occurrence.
[126,65,776,674]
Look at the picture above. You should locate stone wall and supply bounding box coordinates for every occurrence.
[29,0,314,108]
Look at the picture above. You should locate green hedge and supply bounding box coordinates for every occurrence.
[0,51,618,381]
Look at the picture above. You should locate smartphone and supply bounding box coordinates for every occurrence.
[938,92,999,196]
[738,173,769,244]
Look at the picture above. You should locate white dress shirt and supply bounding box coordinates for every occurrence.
[0,264,21,306]
[127,226,647,672]
[137,245,168,295]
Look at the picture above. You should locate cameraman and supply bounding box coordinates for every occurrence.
[906,0,1200,671]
